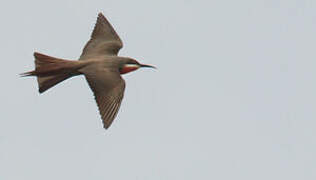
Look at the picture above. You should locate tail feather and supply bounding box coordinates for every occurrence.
[37,74,72,93]
[21,52,81,93]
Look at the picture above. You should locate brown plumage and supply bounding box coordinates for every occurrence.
[21,13,155,129]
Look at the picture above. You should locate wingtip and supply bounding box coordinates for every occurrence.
[98,12,105,18]
[103,124,110,130]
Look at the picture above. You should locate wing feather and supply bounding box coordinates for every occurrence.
[84,67,125,129]
[79,13,123,60]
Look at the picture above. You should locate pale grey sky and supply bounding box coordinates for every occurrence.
[1,0,316,179]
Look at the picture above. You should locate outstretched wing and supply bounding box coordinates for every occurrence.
[83,66,125,129]
[79,13,123,60]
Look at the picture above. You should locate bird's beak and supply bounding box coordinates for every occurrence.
[140,64,156,69]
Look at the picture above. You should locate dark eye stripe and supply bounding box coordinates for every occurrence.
[128,61,137,65]
[127,59,139,65]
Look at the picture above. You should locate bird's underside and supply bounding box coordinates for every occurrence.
[22,13,128,129]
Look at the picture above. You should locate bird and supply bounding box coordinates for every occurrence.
[21,13,155,129]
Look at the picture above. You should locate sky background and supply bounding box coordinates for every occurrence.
[1,0,316,179]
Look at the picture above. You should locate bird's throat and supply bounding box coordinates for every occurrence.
[120,65,139,74]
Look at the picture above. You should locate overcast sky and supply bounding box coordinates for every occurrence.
[1,0,316,179]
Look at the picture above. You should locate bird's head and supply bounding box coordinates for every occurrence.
[119,58,155,74]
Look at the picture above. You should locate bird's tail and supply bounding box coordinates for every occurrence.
[21,52,83,93]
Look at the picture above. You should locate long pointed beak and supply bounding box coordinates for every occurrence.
[140,64,156,69]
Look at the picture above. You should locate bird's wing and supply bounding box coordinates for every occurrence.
[79,13,123,60]
[83,66,125,129]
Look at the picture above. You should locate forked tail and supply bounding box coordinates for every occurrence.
[21,52,82,93]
